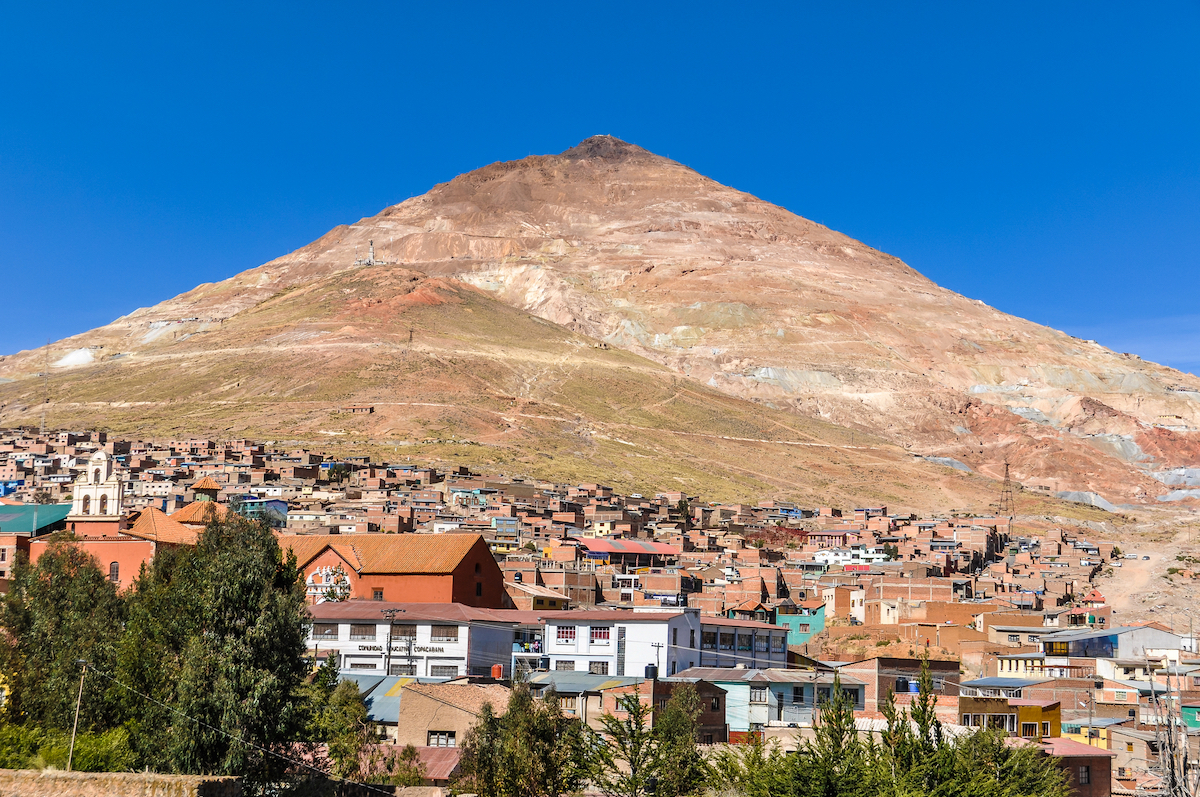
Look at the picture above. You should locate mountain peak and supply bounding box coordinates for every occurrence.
[560,135,653,162]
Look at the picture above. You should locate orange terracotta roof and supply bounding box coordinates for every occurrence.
[170,501,229,526]
[124,508,199,546]
[279,532,485,575]
[191,476,221,491]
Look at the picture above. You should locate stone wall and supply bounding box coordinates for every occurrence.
[0,770,241,797]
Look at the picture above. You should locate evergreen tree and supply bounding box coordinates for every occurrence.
[591,686,660,797]
[802,674,866,797]
[653,684,709,797]
[0,540,124,730]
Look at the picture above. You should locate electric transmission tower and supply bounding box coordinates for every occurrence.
[996,461,1016,517]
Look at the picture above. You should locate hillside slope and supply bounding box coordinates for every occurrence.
[0,266,1022,509]
[2,136,1196,506]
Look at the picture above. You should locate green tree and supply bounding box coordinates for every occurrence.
[653,684,709,797]
[323,680,374,779]
[114,544,204,768]
[710,736,795,797]
[0,541,124,730]
[802,674,867,797]
[590,686,660,797]
[676,499,692,531]
[166,514,310,787]
[459,684,587,797]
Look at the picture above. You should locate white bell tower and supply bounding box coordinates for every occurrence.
[67,450,125,533]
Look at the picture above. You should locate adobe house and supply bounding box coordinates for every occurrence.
[281,533,513,608]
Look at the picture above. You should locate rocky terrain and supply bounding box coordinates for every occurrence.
[2,136,1197,510]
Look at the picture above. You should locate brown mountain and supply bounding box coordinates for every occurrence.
[2,135,1197,508]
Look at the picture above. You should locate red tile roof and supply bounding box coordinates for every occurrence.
[170,501,229,526]
[191,476,221,491]
[280,533,486,575]
[124,508,198,546]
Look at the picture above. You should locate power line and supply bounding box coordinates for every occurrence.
[81,662,394,796]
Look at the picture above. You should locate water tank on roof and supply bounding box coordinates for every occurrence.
[908,680,920,694]
[645,664,659,681]
[895,678,909,693]
[492,663,504,679]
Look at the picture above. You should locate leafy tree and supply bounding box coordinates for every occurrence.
[32,490,54,505]
[0,541,124,730]
[459,684,587,797]
[676,499,691,531]
[373,743,425,787]
[653,684,709,797]
[323,680,374,779]
[881,543,899,561]
[165,514,310,788]
[591,686,660,797]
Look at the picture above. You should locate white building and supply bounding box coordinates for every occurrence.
[308,602,516,678]
[512,608,789,678]
[812,545,888,567]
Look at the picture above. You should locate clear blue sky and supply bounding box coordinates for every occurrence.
[3,2,1198,374]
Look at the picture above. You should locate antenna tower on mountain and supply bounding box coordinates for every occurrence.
[997,461,1016,517]
[353,240,396,267]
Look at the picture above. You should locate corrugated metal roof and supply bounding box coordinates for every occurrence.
[0,503,71,533]
[577,538,679,555]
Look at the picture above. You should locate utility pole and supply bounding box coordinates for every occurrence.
[68,660,87,772]
[381,607,405,676]
[651,642,664,670]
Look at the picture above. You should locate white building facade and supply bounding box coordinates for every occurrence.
[308,602,516,678]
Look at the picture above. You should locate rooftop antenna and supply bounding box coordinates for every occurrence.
[997,461,1016,517]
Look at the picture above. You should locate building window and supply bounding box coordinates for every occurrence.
[1021,723,1037,738]
[556,659,576,671]
[1115,690,1128,701]
[1126,743,1134,752]
[673,628,679,647]
[1078,766,1090,785]
[1042,722,1050,737]
[689,629,696,648]
[93,469,101,484]
[476,582,483,596]
[431,625,459,642]
[590,626,611,644]
[750,687,768,704]
[590,661,609,675]
[391,624,416,639]
[390,664,416,676]
[372,590,383,601]
[430,665,459,678]
[772,636,786,653]
[701,631,717,650]
[559,696,577,711]
[798,624,811,633]
[703,733,714,744]
[1027,634,1037,643]
[475,562,481,574]
[428,731,456,748]
[557,626,577,644]
[755,637,769,653]
[99,495,108,515]
[792,686,804,704]
[313,623,339,639]
[535,598,544,606]
[350,624,376,640]
[108,562,119,583]
[349,662,375,670]
[82,495,91,515]
[719,633,734,651]
[711,697,721,711]
[1007,634,1020,643]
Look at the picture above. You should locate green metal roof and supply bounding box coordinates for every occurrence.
[0,503,72,534]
